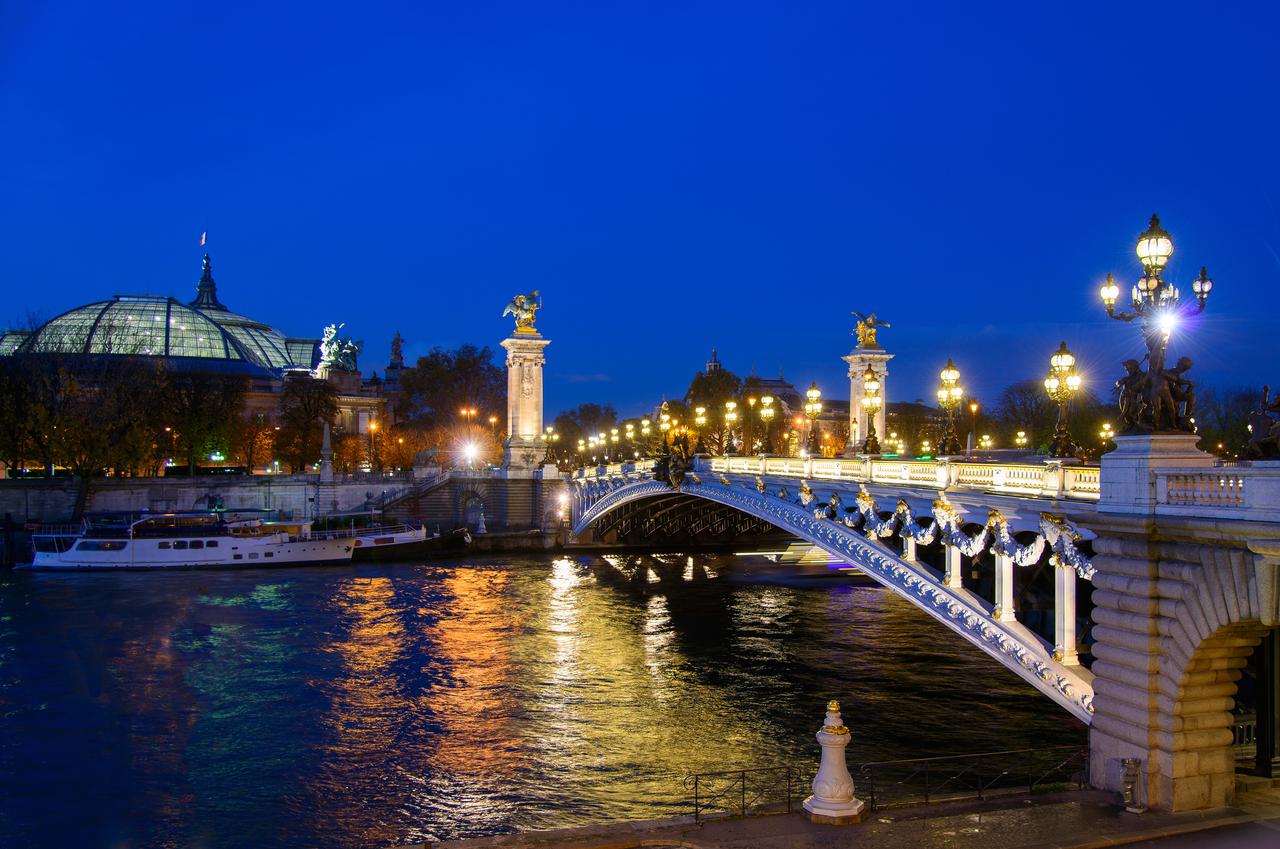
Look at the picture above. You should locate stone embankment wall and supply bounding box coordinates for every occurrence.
[382,474,569,533]
[0,476,386,523]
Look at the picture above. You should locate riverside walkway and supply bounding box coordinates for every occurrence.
[419,785,1280,849]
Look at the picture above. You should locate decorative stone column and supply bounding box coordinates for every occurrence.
[501,330,551,477]
[842,349,893,457]
[803,700,866,824]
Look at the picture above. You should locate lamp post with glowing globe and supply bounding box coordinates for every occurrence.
[724,401,739,455]
[759,395,776,455]
[1044,341,1083,458]
[1099,215,1213,432]
[936,359,964,456]
[861,368,882,455]
[803,383,823,456]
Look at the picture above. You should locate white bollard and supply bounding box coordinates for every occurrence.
[802,700,866,824]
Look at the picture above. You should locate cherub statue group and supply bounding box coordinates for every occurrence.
[1247,385,1280,458]
[1115,355,1197,433]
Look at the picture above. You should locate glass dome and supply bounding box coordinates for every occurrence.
[18,296,276,373]
[4,254,316,375]
[197,307,296,370]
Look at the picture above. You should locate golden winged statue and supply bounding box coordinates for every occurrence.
[502,290,542,334]
[852,311,891,349]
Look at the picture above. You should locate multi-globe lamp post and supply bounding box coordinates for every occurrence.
[724,400,739,455]
[1044,341,1083,458]
[1099,422,1115,452]
[936,358,964,456]
[1098,215,1213,432]
[803,382,823,456]
[861,367,882,455]
[759,394,776,454]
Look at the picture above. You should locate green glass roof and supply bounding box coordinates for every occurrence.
[19,296,271,369]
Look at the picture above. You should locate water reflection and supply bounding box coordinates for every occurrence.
[0,553,1085,848]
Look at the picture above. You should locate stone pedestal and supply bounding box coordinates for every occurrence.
[803,701,866,824]
[842,349,893,457]
[501,332,551,474]
[1098,433,1213,514]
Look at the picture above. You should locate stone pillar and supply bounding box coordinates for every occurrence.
[501,331,551,477]
[1098,433,1213,514]
[901,535,917,562]
[803,700,865,824]
[842,349,893,457]
[993,553,1016,622]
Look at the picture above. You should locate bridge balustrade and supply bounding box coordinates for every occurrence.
[1154,464,1280,522]
[705,455,1101,502]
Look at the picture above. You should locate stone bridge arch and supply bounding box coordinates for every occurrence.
[574,476,1096,722]
[1089,533,1280,809]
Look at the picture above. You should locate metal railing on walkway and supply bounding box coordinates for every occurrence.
[687,766,808,822]
[855,745,1089,810]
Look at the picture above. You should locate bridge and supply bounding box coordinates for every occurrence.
[569,448,1280,812]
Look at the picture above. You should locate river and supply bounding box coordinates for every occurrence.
[0,554,1084,848]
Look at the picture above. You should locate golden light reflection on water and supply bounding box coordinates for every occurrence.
[426,567,520,776]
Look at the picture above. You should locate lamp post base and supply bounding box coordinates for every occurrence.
[803,796,866,825]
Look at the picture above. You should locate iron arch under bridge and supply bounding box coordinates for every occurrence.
[572,461,1097,723]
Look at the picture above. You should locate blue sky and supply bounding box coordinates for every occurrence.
[3,2,1278,417]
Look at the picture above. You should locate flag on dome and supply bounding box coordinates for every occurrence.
[199,231,207,247]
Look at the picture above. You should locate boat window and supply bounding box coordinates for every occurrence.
[248,552,259,559]
[75,540,128,551]
[173,540,188,550]
[206,540,219,548]
[233,554,243,560]
[264,552,273,558]
[189,540,204,550]
[158,541,172,549]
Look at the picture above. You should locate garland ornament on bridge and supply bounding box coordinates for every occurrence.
[1100,215,1212,433]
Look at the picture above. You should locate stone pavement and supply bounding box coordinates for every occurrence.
[420,786,1280,849]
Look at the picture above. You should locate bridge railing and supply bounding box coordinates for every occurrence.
[702,456,1101,502]
[1155,464,1280,523]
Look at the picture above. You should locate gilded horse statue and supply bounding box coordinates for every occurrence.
[502,291,542,334]
[852,311,891,349]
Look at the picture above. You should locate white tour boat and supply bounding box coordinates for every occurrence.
[24,512,354,571]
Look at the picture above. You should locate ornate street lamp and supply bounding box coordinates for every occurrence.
[759,395,775,455]
[724,400,739,455]
[1099,421,1115,452]
[861,367,882,455]
[1099,214,1213,432]
[1044,340,1083,458]
[1015,430,1028,449]
[936,358,964,455]
[803,382,823,455]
